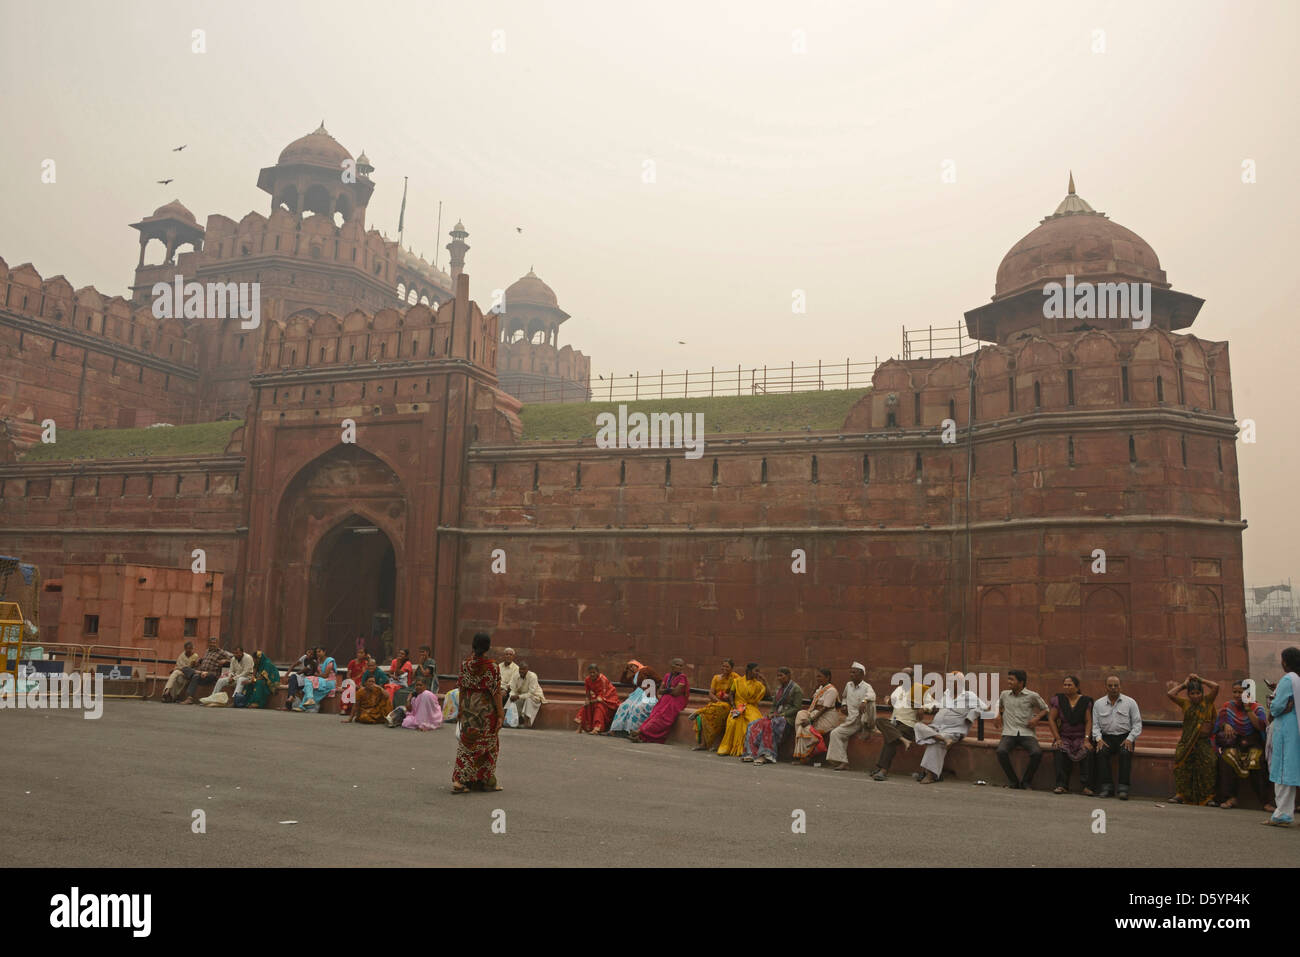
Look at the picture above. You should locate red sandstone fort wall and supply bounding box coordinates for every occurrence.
[0,258,200,433]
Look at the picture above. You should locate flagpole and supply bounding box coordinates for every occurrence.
[434,200,443,268]
[398,176,408,247]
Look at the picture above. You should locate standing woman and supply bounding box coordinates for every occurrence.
[452,633,505,794]
[1048,675,1094,795]
[690,659,737,751]
[793,668,842,764]
[1167,673,1219,805]
[576,663,621,734]
[1264,646,1300,826]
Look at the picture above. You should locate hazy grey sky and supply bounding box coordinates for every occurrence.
[2,0,1297,583]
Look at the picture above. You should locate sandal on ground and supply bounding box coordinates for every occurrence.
[1218,799,1236,809]
[1082,788,1096,796]
[1169,795,1185,804]
[1264,803,1276,813]
[451,784,469,794]
[490,784,504,792]
[1053,786,1067,794]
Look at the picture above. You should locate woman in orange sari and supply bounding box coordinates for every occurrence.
[691,659,737,751]
[718,663,768,756]
[577,663,621,733]
[452,633,505,793]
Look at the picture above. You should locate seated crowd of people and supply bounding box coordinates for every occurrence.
[156,637,1300,824]
[576,654,1300,823]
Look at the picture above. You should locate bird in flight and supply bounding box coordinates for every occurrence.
[173,145,187,152]
[515,226,523,233]
[677,340,686,345]
[598,374,604,380]
[156,178,173,185]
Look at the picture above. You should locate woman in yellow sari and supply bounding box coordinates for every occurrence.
[719,664,768,756]
[691,659,737,751]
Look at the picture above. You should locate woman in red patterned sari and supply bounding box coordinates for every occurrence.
[576,663,621,733]
[452,633,505,794]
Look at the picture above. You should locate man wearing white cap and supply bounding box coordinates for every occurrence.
[826,662,876,770]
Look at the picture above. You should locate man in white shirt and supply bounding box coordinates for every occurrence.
[871,680,928,781]
[826,662,875,771]
[498,647,519,693]
[506,661,546,728]
[912,680,985,783]
[1091,674,1143,800]
[212,645,254,701]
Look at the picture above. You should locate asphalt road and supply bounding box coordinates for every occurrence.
[1,702,1291,867]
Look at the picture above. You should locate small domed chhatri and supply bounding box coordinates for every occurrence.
[277,121,353,169]
[994,174,1167,301]
[505,267,558,308]
[146,200,197,225]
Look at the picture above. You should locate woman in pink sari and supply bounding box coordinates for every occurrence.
[401,679,444,730]
[632,658,690,743]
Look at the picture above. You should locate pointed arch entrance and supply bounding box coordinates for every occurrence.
[309,516,396,664]
[269,444,408,662]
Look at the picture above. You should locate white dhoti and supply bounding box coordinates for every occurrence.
[914,723,963,777]
[515,697,542,725]
[827,708,873,764]
[163,669,189,697]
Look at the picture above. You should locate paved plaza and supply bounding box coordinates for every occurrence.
[1,702,1290,868]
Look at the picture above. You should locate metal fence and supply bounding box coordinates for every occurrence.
[511,324,985,405]
[901,323,981,360]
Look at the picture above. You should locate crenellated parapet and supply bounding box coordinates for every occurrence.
[1,255,199,369]
[847,326,1231,432]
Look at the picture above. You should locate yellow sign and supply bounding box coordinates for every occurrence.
[0,601,24,677]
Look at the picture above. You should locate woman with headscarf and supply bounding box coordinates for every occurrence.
[743,667,802,765]
[576,663,621,734]
[718,663,767,756]
[1213,678,1271,810]
[793,668,841,764]
[609,660,658,736]
[1048,675,1094,795]
[452,633,505,792]
[690,659,737,751]
[400,679,444,730]
[296,648,337,712]
[1264,646,1300,826]
[243,651,280,709]
[346,674,392,724]
[631,659,690,743]
[1167,673,1219,805]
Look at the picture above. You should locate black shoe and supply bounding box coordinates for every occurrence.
[1020,781,1033,791]
[1117,788,1129,801]
[1098,786,1114,798]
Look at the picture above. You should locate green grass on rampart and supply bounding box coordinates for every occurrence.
[518,388,870,441]
[20,420,243,462]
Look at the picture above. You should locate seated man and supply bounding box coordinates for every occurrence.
[344,675,392,725]
[506,661,546,728]
[826,663,875,771]
[911,676,984,784]
[400,679,444,730]
[871,680,929,781]
[994,669,1049,790]
[1091,675,1143,800]
[160,641,199,702]
[211,645,254,701]
[179,638,230,705]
